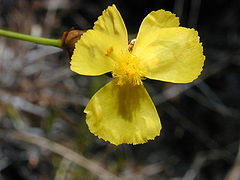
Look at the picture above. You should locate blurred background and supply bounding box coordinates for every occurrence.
[0,0,240,179]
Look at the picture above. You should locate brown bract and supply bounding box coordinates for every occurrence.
[62,29,87,57]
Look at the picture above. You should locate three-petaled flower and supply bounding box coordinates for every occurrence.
[70,5,205,145]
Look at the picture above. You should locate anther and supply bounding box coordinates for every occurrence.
[104,46,114,56]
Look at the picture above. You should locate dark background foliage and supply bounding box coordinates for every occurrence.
[0,0,240,179]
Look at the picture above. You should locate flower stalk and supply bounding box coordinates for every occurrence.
[0,29,62,48]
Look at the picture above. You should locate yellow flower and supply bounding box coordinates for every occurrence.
[70,5,205,145]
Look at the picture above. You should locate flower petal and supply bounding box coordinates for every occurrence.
[133,27,205,83]
[133,9,179,53]
[84,81,161,145]
[71,5,128,76]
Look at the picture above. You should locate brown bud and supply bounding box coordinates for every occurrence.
[62,29,87,57]
[128,38,136,52]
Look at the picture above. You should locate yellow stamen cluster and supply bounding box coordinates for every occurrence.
[112,54,145,86]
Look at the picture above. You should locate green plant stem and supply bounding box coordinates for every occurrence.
[0,29,62,48]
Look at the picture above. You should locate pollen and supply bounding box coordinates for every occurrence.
[112,54,145,86]
[104,46,114,56]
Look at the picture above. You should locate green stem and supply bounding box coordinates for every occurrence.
[0,29,62,48]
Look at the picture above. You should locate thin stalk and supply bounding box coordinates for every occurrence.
[0,29,62,48]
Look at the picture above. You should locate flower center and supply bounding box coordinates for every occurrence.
[112,54,145,86]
